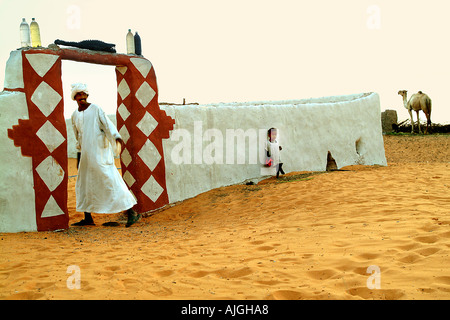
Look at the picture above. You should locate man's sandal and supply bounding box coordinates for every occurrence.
[126,213,141,228]
[72,219,95,226]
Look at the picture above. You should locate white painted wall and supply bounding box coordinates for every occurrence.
[0,51,37,232]
[161,92,387,203]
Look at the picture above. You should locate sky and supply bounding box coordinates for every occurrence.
[1,0,449,123]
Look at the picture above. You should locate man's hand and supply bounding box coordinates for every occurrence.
[115,138,124,156]
[116,138,124,147]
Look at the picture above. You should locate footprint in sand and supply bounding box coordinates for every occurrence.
[417,287,436,294]
[347,287,405,300]
[434,276,450,286]
[397,252,422,264]
[0,271,10,281]
[414,235,439,244]
[278,257,300,263]
[147,286,173,297]
[301,253,314,259]
[414,247,441,257]
[122,278,142,289]
[333,240,352,248]
[24,280,55,291]
[189,270,210,278]
[104,265,121,272]
[214,267,253,279]
[306,269,338,280]
[154,270,174,277]
[356,252,380,261]
[255,279,283,286]
[3,291,45,300]
[352,266,371,275]
[256,246,274,251]
[440,231,450,238]
[267,289,305,300]
[396,242,422,251]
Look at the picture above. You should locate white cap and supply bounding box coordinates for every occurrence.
[71,83,89,100]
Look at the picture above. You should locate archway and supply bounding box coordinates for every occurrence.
[7,47,175,231]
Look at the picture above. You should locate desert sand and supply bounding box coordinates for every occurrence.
[1,134,449,300]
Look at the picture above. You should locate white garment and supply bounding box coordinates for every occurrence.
[265,139,281,167]
[71,104,137,213]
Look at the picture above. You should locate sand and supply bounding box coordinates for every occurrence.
[1,134,449,300]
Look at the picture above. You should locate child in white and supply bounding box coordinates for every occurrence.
[265,128,285,178]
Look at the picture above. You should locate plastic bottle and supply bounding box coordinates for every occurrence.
[20,18,31,47]
[126,29,135,54]
[30,18,41,47]
[134,32,142,55]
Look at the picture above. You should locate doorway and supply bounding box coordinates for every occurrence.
[62,61,121,225]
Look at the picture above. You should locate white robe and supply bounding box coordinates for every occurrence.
[265,139,281,167]
[71,104,137,213]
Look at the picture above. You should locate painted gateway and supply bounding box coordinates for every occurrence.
[0,47,174,232]
[0,47,386,233]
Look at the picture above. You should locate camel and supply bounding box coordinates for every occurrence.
[398,90,432,134]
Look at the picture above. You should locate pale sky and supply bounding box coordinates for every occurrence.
[1,0,449,123]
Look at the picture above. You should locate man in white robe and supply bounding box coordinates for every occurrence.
[70,83,140,227]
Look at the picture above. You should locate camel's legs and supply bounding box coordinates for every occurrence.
[424,112,431,134]
[408,109,414,133]
[416,110,422,133]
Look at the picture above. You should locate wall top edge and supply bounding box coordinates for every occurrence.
[11,46,149,66]
[161,92,378,109]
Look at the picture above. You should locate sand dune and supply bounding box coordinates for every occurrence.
[1,134,449,300]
